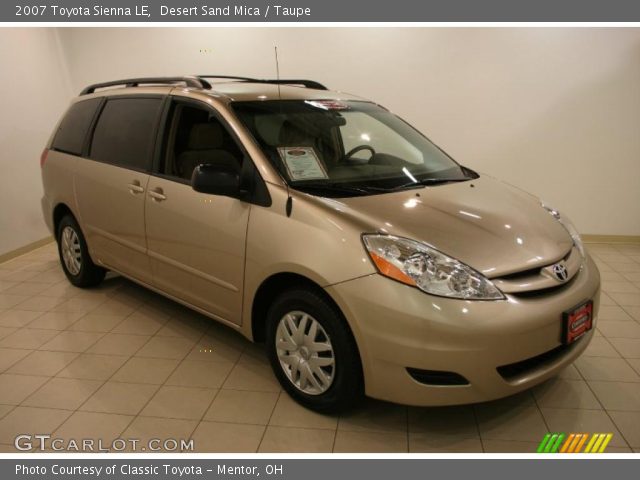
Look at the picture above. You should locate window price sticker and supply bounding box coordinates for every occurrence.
[278,147,328,181]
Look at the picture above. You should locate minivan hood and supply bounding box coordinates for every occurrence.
[314,175,573,278]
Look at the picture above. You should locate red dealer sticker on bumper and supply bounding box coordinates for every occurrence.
[563,300,593,345]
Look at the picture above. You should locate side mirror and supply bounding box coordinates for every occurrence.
[191,163,244,198]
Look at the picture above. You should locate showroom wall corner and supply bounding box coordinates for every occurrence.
[0,28,73,257]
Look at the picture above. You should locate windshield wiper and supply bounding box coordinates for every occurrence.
[293,183,374,196]
[293,177,471,197]
[381,177,471,192]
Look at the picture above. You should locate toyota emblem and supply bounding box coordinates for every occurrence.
[552,262,569,282]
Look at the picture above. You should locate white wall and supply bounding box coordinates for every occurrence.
[4,27,638,249]
[0,28,73,256]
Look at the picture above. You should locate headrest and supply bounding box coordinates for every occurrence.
[187,123,224,150]
[278,120,314,146]
[255,115,284,146]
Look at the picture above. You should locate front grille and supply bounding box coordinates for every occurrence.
[509,273,578,298]
[491,246,582,295]
[406,368,470,386]
[497,343,575,381]
[496,266,542,281]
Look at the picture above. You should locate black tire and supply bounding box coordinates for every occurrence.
[266,287,363,413]
[56,214,106,288]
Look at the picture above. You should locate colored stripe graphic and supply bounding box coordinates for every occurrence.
[568,433,582,453]
[574,433,589,453]
[598,434,613,453]
[537,433,552,453]
[544,433,559,453]
[538,433,613,453]
[550,433,565,453]
[584,433,598,453]
[560,433,575,453]
[537,433,566,453]
[587,433,613,454]
[591,433,605,453]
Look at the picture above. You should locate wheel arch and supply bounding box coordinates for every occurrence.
[250,272,360,356]
[252,273,315,342]
[52,203,75,235]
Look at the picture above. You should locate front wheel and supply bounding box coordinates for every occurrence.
[266,288,363,413]
[57,214,106,288]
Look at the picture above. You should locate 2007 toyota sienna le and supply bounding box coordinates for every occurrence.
[41,75,600,412]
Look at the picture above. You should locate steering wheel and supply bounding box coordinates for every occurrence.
[344,145,376,161]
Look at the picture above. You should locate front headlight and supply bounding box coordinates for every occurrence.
[541,202,585,258]
[362,234,505,300]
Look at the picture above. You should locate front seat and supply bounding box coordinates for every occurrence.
[177,122,239,180]
[278,120,316,147]
[278,120,332,171]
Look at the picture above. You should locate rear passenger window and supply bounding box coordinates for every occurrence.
[90,97,163,171]
[51,98,102,155]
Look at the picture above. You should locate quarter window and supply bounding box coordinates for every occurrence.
[51,98,102,156]
[90,97,164,170]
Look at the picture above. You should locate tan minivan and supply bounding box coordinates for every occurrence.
[41,76,600,412]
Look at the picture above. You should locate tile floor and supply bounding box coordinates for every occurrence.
[0,242,639,453]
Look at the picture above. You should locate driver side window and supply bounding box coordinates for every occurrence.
[161,101,243,182]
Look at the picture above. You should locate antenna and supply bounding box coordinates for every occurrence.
[274,46,282,100]
[275,45,292,217]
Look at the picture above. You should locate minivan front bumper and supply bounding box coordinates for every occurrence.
[326,254,600,406]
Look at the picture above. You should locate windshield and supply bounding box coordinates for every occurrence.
[232,100,475,197]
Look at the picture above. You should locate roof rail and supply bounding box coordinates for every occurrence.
[257,79,328,90]
[80,76,211,95]
[197,75,258,82]
[198,75,328,90]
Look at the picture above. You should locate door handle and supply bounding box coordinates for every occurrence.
[127,181,145,194]
[149,188,166,202]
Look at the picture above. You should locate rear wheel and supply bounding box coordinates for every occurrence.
[57,215,105,287]
[266,288,363,413]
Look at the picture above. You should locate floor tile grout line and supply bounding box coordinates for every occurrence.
[404,406,409,453]
[168,324,262,448]
[184,355,238,452]
[126,305,247,444]
[0,309,48,331]
[600,332,640,381]
[63,307,169,436]
[574,355,633,450]
[58,287,129,334]
[39,319,110,347]
[470,405,485,453]
[0,349,36,374]
[257,391,283,454]
[619,304,640,324]
[131,324,214,452]
[15,355,106,413]
[47,305,163,447]
[0,245,58,269]
[102,294,167,336]
[531,387,551,443]
[0,404,18,424]
[5,350,81,378]
[183,330,266,452]
[329,416,339,453]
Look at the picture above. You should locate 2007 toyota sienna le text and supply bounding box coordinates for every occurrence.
[40,75,600,412]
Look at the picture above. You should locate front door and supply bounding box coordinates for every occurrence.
[144,99,250,324]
